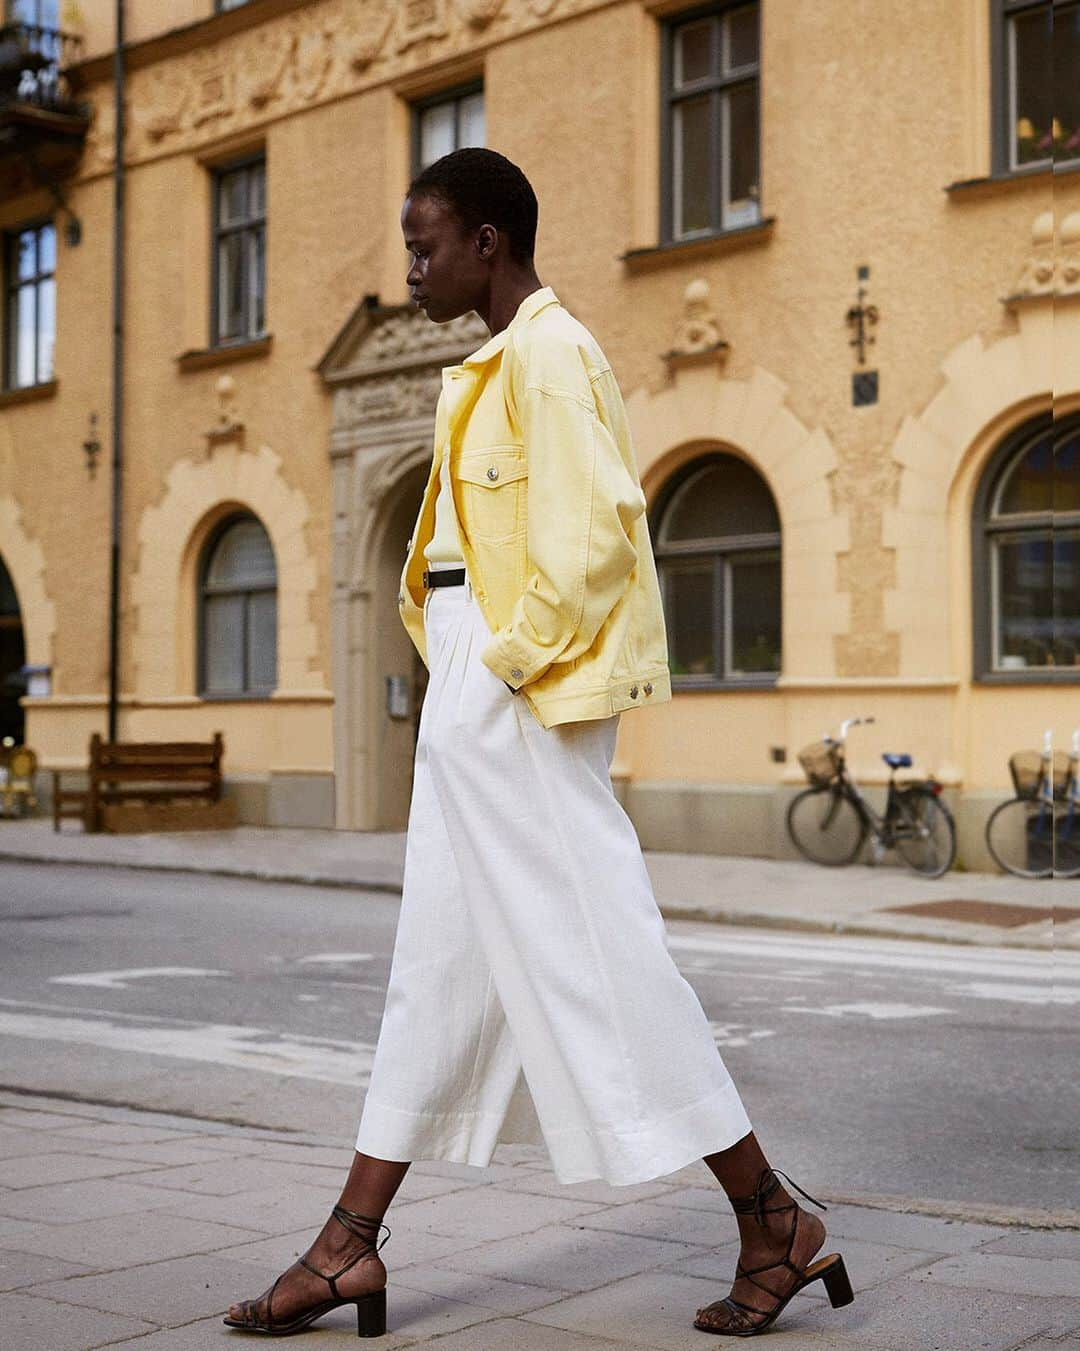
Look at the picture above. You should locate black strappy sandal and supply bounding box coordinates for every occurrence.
[223,1204,391,1338]
[693,1167,854,1337]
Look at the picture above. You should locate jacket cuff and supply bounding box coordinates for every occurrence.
[481,632,547,691]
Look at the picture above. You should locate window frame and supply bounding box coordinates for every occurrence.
[652,452,782,691]
[210,152,267,350]
[197,513,278,700]
[3,217,56,392]
[659,0,762,246]
[410,79,485,177]
[991,0,1079,176]
[972,411,1080,683]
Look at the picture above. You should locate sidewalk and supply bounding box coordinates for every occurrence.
[0,820,1071,950]
[0,1089,1075,1351]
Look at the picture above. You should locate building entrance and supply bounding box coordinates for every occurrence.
[0,556,25,744]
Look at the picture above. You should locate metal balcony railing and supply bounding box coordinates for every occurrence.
[0,21,86,119]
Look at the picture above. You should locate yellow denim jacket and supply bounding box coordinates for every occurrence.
[398,286,672,729]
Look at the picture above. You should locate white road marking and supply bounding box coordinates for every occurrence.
[785,1002,951,1020]
[49,967,228,990]
[295,954,374,965]
[709,1021,777,1047]
[946,981,1080,1006]
[0,1007,375,1085]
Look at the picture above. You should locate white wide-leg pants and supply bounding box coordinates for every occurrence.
[354,567,752,1185]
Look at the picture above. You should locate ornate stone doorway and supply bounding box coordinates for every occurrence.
[318,298,487,830]
[0,555,25,744]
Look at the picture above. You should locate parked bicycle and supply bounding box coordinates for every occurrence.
[787,716,956,877]
[985,730,1080,880]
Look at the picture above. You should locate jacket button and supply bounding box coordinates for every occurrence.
[629,684,639,699]
[398,590,405,605]
[486,465,499,481]
[510,667,524,680]
[644,682,653,695]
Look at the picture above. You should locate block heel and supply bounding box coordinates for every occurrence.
[819,1254,854,1308]
[356,1288,387,1337]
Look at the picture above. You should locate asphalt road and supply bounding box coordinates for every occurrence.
[0,861,1072,1218]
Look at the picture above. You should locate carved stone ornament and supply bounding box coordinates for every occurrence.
[347,0,394,69]
[190,56,234,128]
[294,24,336,102]
[1005,212,1061,304]
[334,370,444,428]
[244,28,296,109]
[1060,212,1080,298]
[396,0,449,52]
[140,72,189,142]
[457,0,507,27]
[527,0,561,14]
[204,374,245,453]
[662,278,729,371]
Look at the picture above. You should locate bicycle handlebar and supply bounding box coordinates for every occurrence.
[834,715,876,743]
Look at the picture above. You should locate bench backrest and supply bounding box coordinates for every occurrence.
[88,732,224,790]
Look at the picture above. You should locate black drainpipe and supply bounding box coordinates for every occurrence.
[107,0,125,741]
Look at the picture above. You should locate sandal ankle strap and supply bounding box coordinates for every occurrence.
[728,1167,828,1227]
[330,1203,392,1252]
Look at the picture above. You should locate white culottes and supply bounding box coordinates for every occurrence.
[354,568,752,1185]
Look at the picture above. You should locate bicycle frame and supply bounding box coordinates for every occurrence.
[819,717,942,852]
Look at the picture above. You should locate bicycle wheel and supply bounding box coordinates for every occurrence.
[985,798,1053,879]
[786,786,866,866]
[892,788,957,878]
[1055,805,1080,878]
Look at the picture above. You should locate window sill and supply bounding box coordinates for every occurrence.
[945,163,1078,200]
[0,379,58,408]
[177,334,273,372]
[197,691,277,702]
[672,675,780,692]
[621,218,775,274]
[973,669,1080,685]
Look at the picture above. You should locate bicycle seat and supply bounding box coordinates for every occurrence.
[882,753,913,769]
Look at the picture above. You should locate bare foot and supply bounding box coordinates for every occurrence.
[226,1212,386,1330]
[694,1187,827,1334]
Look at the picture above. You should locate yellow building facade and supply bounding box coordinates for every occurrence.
[0,0,1075,864]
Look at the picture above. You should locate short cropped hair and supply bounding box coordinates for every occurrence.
[408,147,538,263]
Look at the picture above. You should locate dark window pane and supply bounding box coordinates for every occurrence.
[725,4,758,70]
[998,431,1054,513]
[730,553,781,674]
[219,169,248,226]
[724,82,759,227]
[996,534,1054,668]
[36,276,54,382]
[1054,427,1080,513]
[204,593,245,693]
[673,94,713,236]
[16,230,36,282]
[206,519,276,589]
[666,563,716,675]
[248,162,266,217]
[1053,533,1080,666]
[674,18,714,86]
[247,590,277,690]
[420,101,456,167]
[217,233,244,340]
[248,226,265,335]
[459,91,485,147]
[662,455,779,543]
[1055,2,1080,161]
[1012,7,1053,166]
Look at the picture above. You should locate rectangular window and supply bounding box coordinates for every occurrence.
[4,220,56,390]
[662,2,760,242]
[994,0,1079,173]
[412,83,485,175]
[211,156,266,347]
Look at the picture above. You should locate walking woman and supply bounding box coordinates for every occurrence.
[225,148,853,1339]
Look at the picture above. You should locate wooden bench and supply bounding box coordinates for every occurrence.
[52,732,238,833]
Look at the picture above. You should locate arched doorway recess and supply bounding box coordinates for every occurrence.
[0,556,25,743]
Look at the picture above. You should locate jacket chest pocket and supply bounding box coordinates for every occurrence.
[456,446,529,542]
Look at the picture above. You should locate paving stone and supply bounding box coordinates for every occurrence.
[0,1108,97,1131]
[571,1199,731,1248]
[0,1291,154,1350]
[0,1126,74,1160]
[0,1176,178,1223]
[983,1229,1080,1261]
[388,1184,605,1243]
[650,1184,738,1214]
[819,1202,1011,1253]
[497,1170,675,1206]
[490,1144,549,1167]
[27,1251,284,1326]
[914,1251,1080,1298]
[392,1171,481,1203]
[6,1209,264,1266]
[395,1315,623,1349]
[392,1263,571,1315]
[52,1122,203,1146]
[118,1155,340,1196]
[155,1180,343,1235]
[217,1223,472,1273]
[794,1274,1069,1350]
[437,1223,701,1294]
[75,1139,246,1167]
[380,1283,507,1342]
[409,1158,521,1184]
[103,1312,421,1348]
[524,1266,819,1348]
[0,1152,159,1189]
[0,1249,95,1291]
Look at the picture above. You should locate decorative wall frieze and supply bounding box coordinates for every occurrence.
[1004,211,1080,305]
[661,278,729,373]
[76,0,596,172]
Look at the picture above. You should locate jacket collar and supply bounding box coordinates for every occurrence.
[458,286,559,368]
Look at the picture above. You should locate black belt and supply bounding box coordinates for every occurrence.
[422,567,466,588]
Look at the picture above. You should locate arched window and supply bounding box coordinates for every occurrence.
[198,515,277,696]
[974,413,1080,678]
[653,452,781,686]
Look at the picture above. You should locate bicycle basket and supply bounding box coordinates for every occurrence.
[798,740,843,787]
[1052,750,1071,802]
[1008,751,1044,799]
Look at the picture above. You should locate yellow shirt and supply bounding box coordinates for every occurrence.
[422,447,465,565]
